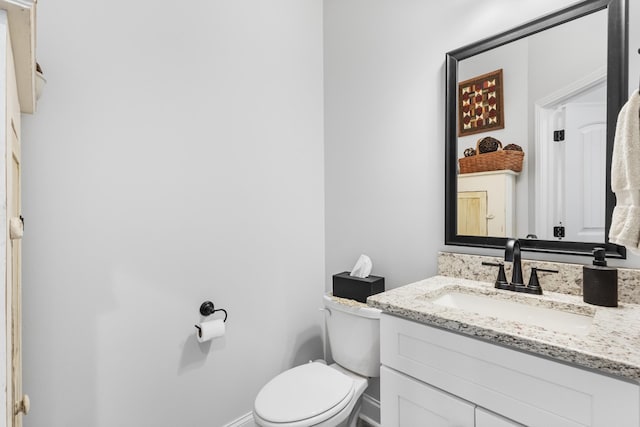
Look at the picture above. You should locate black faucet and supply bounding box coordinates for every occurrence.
[482,239,559,294]
[505,238,524,286]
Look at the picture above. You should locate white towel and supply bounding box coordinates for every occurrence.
[609,89,640,251]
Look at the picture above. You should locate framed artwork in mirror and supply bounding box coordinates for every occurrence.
[458,69,504,137]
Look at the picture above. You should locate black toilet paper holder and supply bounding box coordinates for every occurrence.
[198,301,228,322]
[194,301,228,336]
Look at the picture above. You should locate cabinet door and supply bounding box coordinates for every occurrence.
[381,366,474,427]
[457,191,487,236]
[476,408,523,427]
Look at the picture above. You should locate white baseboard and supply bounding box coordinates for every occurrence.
[360,393,381,427]
[224,412,256,427]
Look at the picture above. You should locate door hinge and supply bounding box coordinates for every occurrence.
[553,130,565,141]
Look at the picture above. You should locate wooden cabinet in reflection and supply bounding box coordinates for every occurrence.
[457,170,518,237]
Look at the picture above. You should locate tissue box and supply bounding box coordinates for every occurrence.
[332,272,385,303]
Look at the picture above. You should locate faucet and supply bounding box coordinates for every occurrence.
[505,239,524,286]
[482,238,558,294]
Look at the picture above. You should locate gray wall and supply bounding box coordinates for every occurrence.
[458,39,529,237]
[454,10,608,240]
[527,10,608,115]
[325,0,640,290]
[323,0,592,292]
[21,1,325,426]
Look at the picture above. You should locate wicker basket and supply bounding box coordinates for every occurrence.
[459,140,524,174]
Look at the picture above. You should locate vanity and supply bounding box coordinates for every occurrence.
[367,275,640,427]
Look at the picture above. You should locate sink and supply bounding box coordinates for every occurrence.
[431,291,593,336]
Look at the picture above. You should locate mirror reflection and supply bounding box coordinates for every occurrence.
[455,10,607,242]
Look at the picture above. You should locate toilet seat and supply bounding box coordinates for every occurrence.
[253,362,355,426]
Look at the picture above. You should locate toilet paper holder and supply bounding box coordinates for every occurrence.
[198,301,228,322]
[194,301,228,336]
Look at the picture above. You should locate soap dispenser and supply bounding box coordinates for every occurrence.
[583,248,618,307]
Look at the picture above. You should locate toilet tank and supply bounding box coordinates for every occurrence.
[323,295,382,377]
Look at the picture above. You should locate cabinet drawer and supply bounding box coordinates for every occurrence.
[381,365,475,427]
[476,408,523,427]
[381,314,640,427]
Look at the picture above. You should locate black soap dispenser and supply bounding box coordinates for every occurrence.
[583,248,618,307]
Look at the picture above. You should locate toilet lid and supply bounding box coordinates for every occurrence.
[254,362,354,424]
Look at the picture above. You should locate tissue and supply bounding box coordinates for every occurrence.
[349,254,372,278]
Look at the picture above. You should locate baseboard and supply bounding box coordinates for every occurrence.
[224,412,256,427]
[360,393,381,427]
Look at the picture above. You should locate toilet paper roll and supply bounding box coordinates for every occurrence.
[195,319,225,343]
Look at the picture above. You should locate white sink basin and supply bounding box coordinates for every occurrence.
[431,291,593,336]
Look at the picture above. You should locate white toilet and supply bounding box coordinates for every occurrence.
[253,294,382,427]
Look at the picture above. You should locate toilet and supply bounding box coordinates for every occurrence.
[253,294,382,427]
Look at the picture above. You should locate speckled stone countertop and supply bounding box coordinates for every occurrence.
[438,251,640,304]
[367,276,640,383]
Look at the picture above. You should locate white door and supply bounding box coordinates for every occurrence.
[563,102,606,242]
[381,366,475,427]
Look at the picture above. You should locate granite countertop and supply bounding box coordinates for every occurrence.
[367,276,640,382]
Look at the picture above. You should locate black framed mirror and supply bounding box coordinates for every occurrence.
[445,0,628,258]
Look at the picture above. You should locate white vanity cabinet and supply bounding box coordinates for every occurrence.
[380,313,640,427]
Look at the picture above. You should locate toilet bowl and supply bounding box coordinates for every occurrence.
[253,295,381,427]
[253,362,368,427]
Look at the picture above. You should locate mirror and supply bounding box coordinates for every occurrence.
[445,0,628,257]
